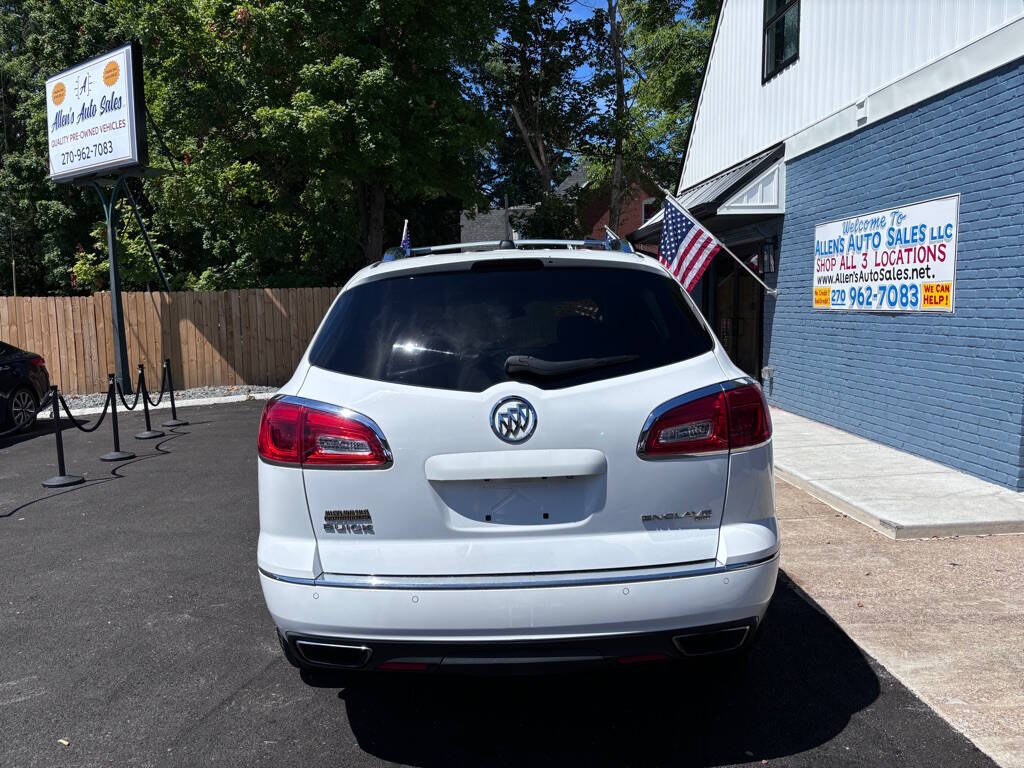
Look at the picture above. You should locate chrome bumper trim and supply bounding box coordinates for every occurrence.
[258,551,779,591]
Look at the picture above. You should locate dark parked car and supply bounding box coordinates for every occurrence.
[0,341,50,433]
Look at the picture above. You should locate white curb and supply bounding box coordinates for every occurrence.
[38,391,276,419]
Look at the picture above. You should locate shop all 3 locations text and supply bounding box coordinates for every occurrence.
[812,196,958,313]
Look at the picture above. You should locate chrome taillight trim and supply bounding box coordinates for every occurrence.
[729,437,773,454]
[262,394,394,470]
[636,377,764,460]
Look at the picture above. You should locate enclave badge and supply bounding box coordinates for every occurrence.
[642,509,713,523]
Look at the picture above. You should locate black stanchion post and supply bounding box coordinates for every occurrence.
[135,364,164,440]
[101,373,135,461]
[161,358,187,427]
[42,385,84,488]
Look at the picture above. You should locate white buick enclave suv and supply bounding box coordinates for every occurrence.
[257,242,778,682]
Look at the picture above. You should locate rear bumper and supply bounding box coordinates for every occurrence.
[279,618,760,675]
[258,552,778,652]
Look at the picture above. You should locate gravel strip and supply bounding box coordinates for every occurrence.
[61,384,278,411]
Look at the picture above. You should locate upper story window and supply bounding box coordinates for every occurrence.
[763,0,799,83]
[642,198,659,222]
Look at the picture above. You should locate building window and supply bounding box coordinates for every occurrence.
[642,198,659,222]
[763,0,799,83]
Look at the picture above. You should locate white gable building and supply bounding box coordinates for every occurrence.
[632,0,1024,490]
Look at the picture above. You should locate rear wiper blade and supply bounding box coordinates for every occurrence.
[504,354,638,377]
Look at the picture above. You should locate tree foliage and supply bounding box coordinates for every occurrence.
[0,0,716,296]
[511,189,582,239]
[1,0,500,295]
[474,0,603,206]
[587,0,716,194]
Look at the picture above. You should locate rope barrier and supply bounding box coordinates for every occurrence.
[161,359,188,427]
[116,381,141,411]
[58,389,112,434]
[135,364,164,439]
[14,357,188,488]
[41,385,84,488]
[100,373,135,462]
[145,364,167,407]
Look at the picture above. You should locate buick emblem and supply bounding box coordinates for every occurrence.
[490,397,537,444]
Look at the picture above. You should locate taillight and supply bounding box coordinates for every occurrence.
[30,357,46,368]
[638,382,771,458]
[257,399,303,463]
[724,382,773,449]
[258,397,392,468]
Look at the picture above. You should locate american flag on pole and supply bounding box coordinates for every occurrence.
[658,196,721,292]
[400,219,410,256]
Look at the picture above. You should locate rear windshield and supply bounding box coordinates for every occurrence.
[308,264,713,392]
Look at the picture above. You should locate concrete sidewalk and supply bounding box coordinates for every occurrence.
[777,481,1024,768]
[771,408,1024,539]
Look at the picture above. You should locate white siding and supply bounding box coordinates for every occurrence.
[680,0,1024,190]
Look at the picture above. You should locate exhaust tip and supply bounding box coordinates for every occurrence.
[294,639,372,668]
[672,625,750,656]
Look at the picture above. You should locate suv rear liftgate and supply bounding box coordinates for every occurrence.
[280,259,746,578]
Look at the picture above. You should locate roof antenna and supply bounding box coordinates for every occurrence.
[499,193,515,250]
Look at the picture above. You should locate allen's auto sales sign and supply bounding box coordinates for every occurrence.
[812,194,959,313]
[45,43,147,181]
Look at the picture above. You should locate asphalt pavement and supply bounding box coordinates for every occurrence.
[0,400,999,767]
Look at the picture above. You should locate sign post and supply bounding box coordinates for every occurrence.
[96,178,132,392]
[45,42,149,393]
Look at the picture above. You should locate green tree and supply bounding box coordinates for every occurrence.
[475,0,602,206]
[135,0,501,272]
[586,0,716,203]
[1,0,503,295]
[511,188,582,239]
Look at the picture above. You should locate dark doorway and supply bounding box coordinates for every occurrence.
[707,243,764,379]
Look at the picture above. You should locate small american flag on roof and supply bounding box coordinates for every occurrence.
[400,219,411,255]
[658,196,721,292]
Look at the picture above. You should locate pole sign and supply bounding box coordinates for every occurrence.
[812,194,959,313]
[45,42,147,182]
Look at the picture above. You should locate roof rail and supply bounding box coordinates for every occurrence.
[382,238,636,261]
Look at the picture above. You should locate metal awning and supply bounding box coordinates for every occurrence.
[629,144,784,245]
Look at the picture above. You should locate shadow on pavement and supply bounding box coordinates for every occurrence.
[0,426,194,519]
[0,418,75,449]
[339,574,880,767]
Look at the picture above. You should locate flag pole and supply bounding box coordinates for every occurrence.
[655,184,777,297]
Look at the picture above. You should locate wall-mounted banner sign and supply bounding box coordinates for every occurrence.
[812,194,959,313]
[45,42,147,182]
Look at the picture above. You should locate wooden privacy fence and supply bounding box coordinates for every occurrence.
[0,288,341,395]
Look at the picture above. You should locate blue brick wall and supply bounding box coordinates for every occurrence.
[764,60,1024,489]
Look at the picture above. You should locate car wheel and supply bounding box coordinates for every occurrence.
[9,387,38,432]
